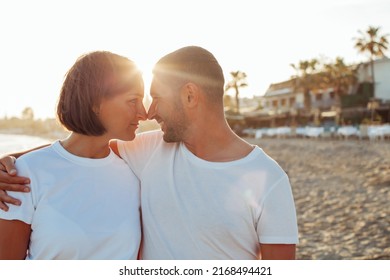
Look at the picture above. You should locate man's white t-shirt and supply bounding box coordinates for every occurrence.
[0,141,141,259]
[118,130,299,260]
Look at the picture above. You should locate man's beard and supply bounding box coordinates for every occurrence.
[162,105,188,143]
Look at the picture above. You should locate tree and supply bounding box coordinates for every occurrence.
[21,107,34,120]
[321,57,357,125]
[290,59,319,114]
[223,94,233,111]
[225,71,248,114]
[353,26,389,97]
[323,57,357,107]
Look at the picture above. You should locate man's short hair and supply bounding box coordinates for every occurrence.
[153,46,225,103]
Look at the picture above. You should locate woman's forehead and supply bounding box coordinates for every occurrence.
[108,69,143,90]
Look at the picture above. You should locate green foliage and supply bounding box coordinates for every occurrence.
[0,117,69,140]
[21,107,34,120]
[341,82,373,108]
[322,57,357,97]
[353,26,389,59]
[225,70,248,114]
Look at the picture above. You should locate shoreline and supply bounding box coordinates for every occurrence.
[0,129,69,141]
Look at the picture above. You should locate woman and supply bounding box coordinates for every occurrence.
[0,51,146,259]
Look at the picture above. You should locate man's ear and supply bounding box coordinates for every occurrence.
[181,83,199,108]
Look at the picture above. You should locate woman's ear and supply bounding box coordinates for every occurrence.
[92,105,100,116]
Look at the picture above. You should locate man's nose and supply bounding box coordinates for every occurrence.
[147,102,157,120]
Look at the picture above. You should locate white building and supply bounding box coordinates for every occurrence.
[252,57,390,126]
[356,57,390,101]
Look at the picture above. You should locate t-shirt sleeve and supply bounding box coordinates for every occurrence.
[117,130,163,177]
[257,175,299,244]
[0,158,35,224]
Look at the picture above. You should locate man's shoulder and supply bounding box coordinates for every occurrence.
[250,146,287,175]
[117,130,162,150]
[136,129,163,140]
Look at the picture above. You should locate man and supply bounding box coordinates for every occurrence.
[0,46,298,259]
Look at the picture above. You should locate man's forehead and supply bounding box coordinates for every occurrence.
[150,78,170,95]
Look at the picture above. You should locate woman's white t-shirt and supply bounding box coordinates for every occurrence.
[0,141,141,259]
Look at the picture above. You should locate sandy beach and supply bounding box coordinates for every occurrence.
[246,137,390,260]
[1,134,388,260]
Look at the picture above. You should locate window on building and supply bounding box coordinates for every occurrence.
[272,100,278,108]
[289,97,296,106]
[281,99,286,106]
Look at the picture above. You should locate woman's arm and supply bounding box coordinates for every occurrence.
[0,219,31,259]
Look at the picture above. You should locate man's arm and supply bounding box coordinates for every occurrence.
[0,144,49,211]
[109,140,121,157]
[0,219,31,259]
[260,244,296,260]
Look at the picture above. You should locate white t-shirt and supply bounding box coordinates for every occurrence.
[118,130,299,260]
[0,141,141,260]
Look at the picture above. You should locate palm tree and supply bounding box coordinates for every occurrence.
[353,26,389,97]
[225,71,248,114]
[323,57,357,107]
[223,94,233,111]
[321,57,357,125]
[290,59,319,114]
[21,107,34,120]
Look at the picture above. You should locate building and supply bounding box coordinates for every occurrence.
[342,57,390,124]
[356,57,390,102]
[248,57,390,128]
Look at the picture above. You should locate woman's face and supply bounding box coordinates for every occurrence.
[98,79,146,141]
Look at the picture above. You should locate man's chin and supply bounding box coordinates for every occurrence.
[162,134,173,143]
[162,132,179,143]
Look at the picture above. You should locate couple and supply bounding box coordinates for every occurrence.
[0,46,299,260]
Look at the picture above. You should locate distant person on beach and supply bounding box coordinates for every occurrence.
[0,46,299,259]
[0,51,145,259]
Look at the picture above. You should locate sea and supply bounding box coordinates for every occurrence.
[0,134,52,156]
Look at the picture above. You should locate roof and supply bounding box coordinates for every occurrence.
[264,78,297,97]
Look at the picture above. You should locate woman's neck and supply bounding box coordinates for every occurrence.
[60,133,111,159]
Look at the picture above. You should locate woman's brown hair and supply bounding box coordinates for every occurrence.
[57,51,142,136]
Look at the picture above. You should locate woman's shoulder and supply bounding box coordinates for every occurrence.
[17,142,56,164]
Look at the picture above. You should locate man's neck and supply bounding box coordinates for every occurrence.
[182,121,253,162]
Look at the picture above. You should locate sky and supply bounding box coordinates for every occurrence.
[0,0,389,119]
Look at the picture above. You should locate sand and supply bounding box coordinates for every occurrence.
[246,137,390,260]
[2,133,388,259]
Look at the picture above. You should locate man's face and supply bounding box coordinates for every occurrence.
[148,77,189,142]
